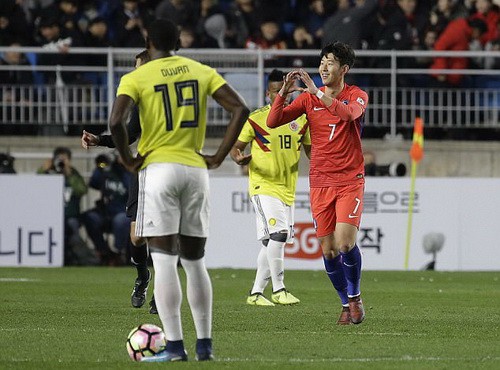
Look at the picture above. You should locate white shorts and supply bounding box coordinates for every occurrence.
[251,194,294,243]
[135,163,209,238]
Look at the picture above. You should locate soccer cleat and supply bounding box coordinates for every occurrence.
[131,270,151,308]
[140,349,188,362]
[348,295,365,324]
[246,292,275,306]
[337,306,352,325]
[195,338,214,361]
[271,288,300,305]
[149,295,158,314]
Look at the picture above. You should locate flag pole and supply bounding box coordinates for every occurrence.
[405,118,424,270]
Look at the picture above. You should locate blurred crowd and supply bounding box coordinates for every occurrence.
[1,0,500,87]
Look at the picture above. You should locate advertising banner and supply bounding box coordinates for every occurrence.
[0,175,64,267]
[206,177,500,271]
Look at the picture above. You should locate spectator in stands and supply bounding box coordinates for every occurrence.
[286,25,317,68]
[179,26,201,48]
[114,0,151,48]
[321,0,378,50]
[35,15,83,83]
[37,147,95,266]
[195,0,226,48]
[225,0,261,48]
[155,0,198,29]
[245,19,287,66]
[430,17,487,86]
[368,0,429,86]
[82,153,131,266]
[429,0,468,35]
[39,0,84,44]
[472,0,500,45]
[0,0,32,45]
[82,16,111,84]
[303,0,332,46]
[245,19,287,50]
[0,41,34,120]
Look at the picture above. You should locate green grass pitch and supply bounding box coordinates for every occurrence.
[0,267,499,369]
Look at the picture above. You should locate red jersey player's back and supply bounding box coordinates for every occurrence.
[269,83,368,187]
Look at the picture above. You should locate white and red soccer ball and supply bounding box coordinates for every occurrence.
[126,323,166,361]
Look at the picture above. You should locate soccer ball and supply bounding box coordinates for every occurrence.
[126,323,166,361]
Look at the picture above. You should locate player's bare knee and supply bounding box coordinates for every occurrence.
[269,230,288,243]
[131,235,146,247]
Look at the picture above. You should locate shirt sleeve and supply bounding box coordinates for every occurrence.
[207,67,227,96]
[267,93,307,128]
[326,89,368,121]
[116,73,139,103]
[237,120,254,143]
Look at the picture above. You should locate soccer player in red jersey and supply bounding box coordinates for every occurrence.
[266,42,367,325]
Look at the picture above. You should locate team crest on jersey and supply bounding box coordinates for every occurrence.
[356,97,365,105]
[342,100,349,105]
[288,120,299,131]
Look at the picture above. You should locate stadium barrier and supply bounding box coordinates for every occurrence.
[1,47,500,136]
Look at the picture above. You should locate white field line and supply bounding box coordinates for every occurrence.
[219,356,500,363]
[0,278,40,282]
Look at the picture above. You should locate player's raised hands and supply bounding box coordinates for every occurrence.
[279,70,302,97]
[81,130,100,149]
[297,69,319,95]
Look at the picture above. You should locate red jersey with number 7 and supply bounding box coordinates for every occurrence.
[267,84,368,187]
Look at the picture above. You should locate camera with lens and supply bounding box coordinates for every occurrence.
[365,162,407,177]
[54,157,65,173]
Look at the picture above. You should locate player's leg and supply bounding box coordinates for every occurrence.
[247,239,274,305]
[335,183,365,324]
[311,187,350,324]
[136,164,187,361]
[252,195,299,305]
[130,220,151,308]
[178,165,213,361]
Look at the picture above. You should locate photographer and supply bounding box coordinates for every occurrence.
[81,153,131,266]
[37,146,94,265]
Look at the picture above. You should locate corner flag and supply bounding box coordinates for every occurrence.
[405,118,424,270]
[409,117,424,162]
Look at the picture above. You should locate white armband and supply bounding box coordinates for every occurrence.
[315,90,324,99]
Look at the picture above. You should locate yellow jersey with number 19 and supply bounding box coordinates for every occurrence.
[116,55,227,169]
[238,105,310,206]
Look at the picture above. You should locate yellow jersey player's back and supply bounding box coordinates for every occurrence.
[117,55,226,169]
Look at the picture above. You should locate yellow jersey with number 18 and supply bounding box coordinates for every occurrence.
[116,55,227,169]
[238,105,310,206]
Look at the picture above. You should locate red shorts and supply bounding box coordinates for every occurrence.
[310,183,364,237]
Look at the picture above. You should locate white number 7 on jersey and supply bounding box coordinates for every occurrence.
[328,124,336,141]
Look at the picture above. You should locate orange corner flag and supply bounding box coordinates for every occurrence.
[409,117,424,162]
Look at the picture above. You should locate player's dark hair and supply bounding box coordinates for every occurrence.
[320,41,355,69]
[268,69,285,83]
[467,18,488,35]
[53,146,71,160]
[146,18,179,52]
[135,49,150,63]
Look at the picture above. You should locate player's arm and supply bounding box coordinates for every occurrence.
[230,140,252,166]
[82,106,141,150]
[298,69,366,121]
[267,70,304,128]
[109,95,145,172]
[203,84,250,169]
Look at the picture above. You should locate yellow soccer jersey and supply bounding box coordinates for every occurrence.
[116,55,226,169]
[238,105,310,205]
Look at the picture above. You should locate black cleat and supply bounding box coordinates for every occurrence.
[149,295,158,314]
[131,270,151,308]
